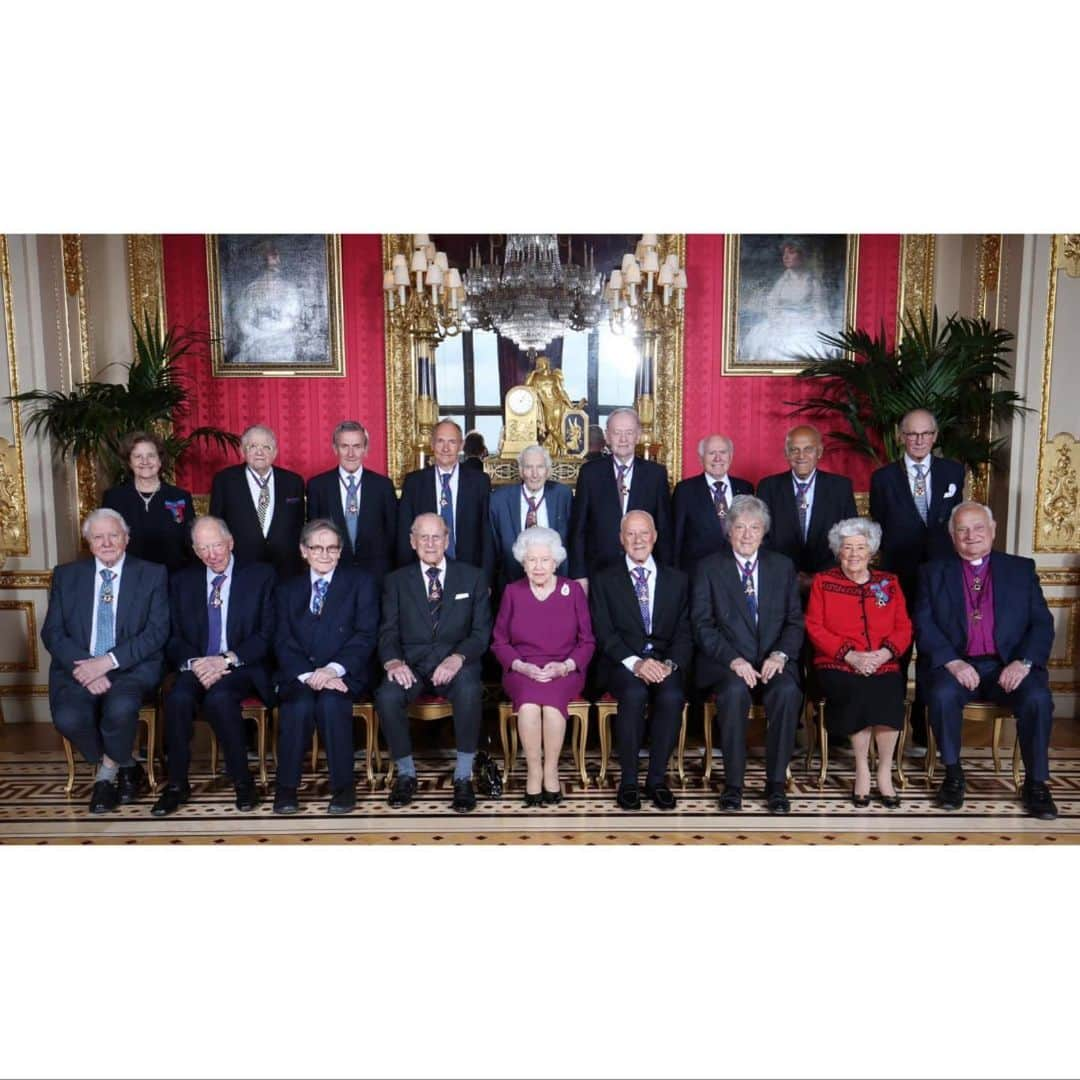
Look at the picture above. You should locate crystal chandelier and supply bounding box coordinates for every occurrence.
[462,234,606,354]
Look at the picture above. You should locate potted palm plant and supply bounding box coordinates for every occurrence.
[788,308,1027,471]
[7,312,239,487]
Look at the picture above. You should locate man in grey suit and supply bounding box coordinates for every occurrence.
[690,495,805,814]
[41,508,169,813]
[376,513,493,813]
[489,444,572,589]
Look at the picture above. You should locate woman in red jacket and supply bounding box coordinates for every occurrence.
[805,517,912,808]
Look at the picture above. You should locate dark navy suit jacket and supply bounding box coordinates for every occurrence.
[273,567,379,699]
[166,560,277,704]
[671,472,754,577]
[914,552,1054,672]
[489,479,572,585]
[757,469,857,576]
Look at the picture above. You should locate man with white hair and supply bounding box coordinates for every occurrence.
[915,501,1057,818]
[672,433,754,577]
[40,507,169,813]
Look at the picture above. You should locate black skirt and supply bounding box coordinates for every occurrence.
[816,669,905,737]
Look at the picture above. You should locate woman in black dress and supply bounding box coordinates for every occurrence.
[103,431,195,573]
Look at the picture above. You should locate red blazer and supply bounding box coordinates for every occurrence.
[805,567,912,672]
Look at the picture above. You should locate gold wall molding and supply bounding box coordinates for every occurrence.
[976,234,1002,319]
[1037,567,1080,587]
[0,236,29,557]
[0,600,37,672]
[0,570,50,589]
[898,234,935,337]
[126,234,166,329]
[61,235,96,527]
[0,684,47,697]
[1046,598,1078,669]
[1058,234,1080,278]
[383,234,686,488]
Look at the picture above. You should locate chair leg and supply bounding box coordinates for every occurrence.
[209,729,220,781]
[676,705,687,789]
[144,711,158,790]
[257,712,269,791]
[803,698,817,772]
[991,715,1002,775]
[364,712,375,787]
[703,705,713,783]
[598,711,611,786]
[926,726,937,786]
[498,705,513,781]
[62,736,76,798]
[817,702,828,790]
[576,708,589,787]
[311,732,319,776]
[895,710,909,790]
[1012,736,1022,791]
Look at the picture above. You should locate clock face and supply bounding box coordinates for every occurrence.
[507,387,534,415]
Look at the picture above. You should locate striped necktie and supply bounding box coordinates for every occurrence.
[427,566,443,632]
[912,464,929,524]
[311,577,329,616]
[93,568,116,656]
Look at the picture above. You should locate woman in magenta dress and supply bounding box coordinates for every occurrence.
[492,526,595,806]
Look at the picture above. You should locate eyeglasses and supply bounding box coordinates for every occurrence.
[194,542,230,554]
[901,430,935,440]
[244,444,275,454]
[304,544,341,556]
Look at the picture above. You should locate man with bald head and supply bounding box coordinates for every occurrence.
[672,433,754,577]
[756,424,857,595]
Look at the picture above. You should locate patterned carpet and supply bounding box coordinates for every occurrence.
[2,744,1078,843]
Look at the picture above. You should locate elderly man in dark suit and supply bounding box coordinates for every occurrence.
[590,510,692,811]
[272,519,380,815]
[209,424,306,580]
[756,424,857,596]
[489,444,572,589]
[377,513,493,813]
[306,420,397,585]
[396,419,494,583]
[915,502,1057,819]
[870,408,965,748]
[151,515,276,816]
[40,508,169,813]
[672,433,754,577]
[568,408,673,590]
[691,495,805,813]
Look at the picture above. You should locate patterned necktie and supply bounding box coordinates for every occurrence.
[912,463,929,524]
[525,493,539,530]
[344,474,359,548]
[795,481,810,540]
[206,573,226,655]
[712,480,728,519]
[251,469,271,532]
[93,568,116,656]
[311,577,329,616]
[741,559,758,622]
[427,566,443,632]
[439,471,456,559]
[632,565,651,636]
[616,462,629,504]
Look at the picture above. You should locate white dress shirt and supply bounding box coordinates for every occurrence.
[904,453,932,505]
[298,569,345,683]
[519,485,550,530]
[338,465,364,519]
[89,555,125,663]
[621,553,657,670]
[245,467,276,538]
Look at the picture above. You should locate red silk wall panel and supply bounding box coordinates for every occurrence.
[163,234,386,494]
[681,234,901,490]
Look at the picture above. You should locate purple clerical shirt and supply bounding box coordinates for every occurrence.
[962,557,995,657]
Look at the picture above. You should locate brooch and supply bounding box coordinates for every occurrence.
[164,499,185,524]
[560,583,570,596]
[869,578,891,607]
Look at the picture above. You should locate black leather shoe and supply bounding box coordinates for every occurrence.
[1023,780,1058,821]
[645,783,677,811]
[388,774,418,808]
[117,761,147,804]
[719,786,742,812]
[851,788,871,808]
[89,779,119,814]
[234,781,259,812]
[522,791,543,807]
[452,778,476,813]
[879,792,901,809]
[934,775,965,811]
[767,785,791,814]
[151,784,191,817]
[616,783,641,811]
[273,786,299,815]
[541,785,563,805]
[328,786,355,815]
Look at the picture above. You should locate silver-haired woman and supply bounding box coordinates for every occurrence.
[491,526,594,806]
[805,517,913,808]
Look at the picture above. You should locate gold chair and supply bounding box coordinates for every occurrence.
[595,694,689,788]
[496,699,592,787]
[271,700,382,786]
[925,702,1019,788]
[804,695,911,790]
[701,701,794,790]
[208,698,272,791]
[381,694,454,787]
[61,703,159,798]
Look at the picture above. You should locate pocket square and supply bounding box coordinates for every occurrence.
[944,483,957,499]
[454,592,469,600]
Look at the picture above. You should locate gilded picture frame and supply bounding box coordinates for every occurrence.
[721,234,860,376]
[207,234,345,377]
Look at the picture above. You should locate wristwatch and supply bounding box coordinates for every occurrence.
[221,652,238,670]
[1019,658,1033,669]
[770,651,788,663]
[662,658,679,672]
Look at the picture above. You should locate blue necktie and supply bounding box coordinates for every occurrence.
[311,577,329,616]
[206,573,226,655]
[742,560,758,622]
[344,474,359,548]
[439,472,456,558]
[633,565,651,636]
[93,568,116,656]
[912,464,929,524]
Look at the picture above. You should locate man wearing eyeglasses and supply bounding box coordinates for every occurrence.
[152,515,277,817]
[870,409,965,749]
[272,519,379,815]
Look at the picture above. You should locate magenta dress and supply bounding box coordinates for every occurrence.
[492,577,595,713]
